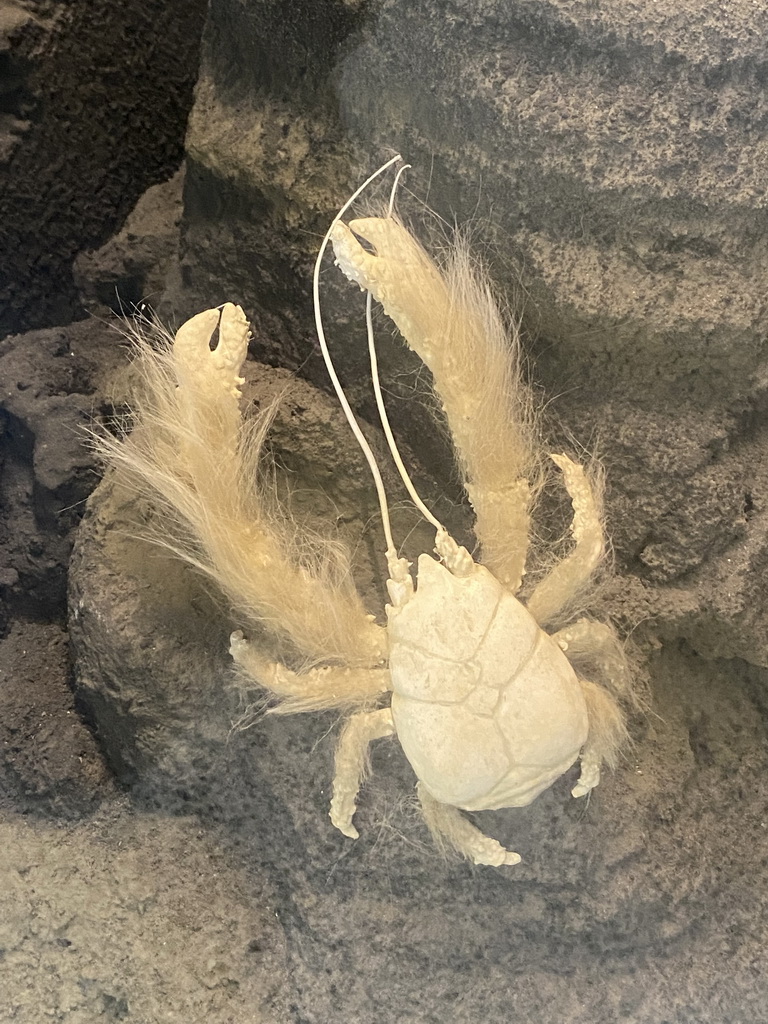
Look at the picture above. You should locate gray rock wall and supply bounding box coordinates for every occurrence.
[0,0,207,335]
[176,0,768,667]
[64,3,768,1022]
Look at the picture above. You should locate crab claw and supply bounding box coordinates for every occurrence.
[174,303,250,402]
[330,218,447,361]
[171,303,250,453]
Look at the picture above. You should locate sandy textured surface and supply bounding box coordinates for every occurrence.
[0,801,288,1023]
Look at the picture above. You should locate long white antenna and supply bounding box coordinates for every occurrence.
[364,290,444,533]
[368,164,445,534]
[388,163,411,215]
[312,155,404,566]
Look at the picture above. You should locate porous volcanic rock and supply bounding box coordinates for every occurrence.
[167,0,768,666]
[70,370,768,1024]
[66,2,768,1021]
[0,0,206,335]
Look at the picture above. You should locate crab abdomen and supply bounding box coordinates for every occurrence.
[388,555,589,810]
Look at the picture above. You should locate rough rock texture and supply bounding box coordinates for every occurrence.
[0,805,290,1022]
[176,0,768,668]
[70,455,768,1024]
[0,318,128,630]
[52,1,768,1021]
[0,619,113,814]
[74,169,185,319]
[0,0,207,336]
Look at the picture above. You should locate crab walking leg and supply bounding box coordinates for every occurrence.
[331,218,538,593]
[552,617,634,703]
[571,678,630,798]
[417,783,522,867]
[229,632,390,709]
[329,708,396,838]
[526,454,605,626]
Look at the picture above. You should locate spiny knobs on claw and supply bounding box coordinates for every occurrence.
[173,304,249,402]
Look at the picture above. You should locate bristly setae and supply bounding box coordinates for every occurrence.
[97,156,635,866]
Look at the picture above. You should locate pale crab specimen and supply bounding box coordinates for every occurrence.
[101,157,633,867]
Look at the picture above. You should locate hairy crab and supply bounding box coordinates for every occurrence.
[101,157,633,866]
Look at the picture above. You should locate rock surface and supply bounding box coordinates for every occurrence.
[0,318,127,629]
[70,418,768,1024]
[174,0,768,667]
[0,804,289,1022]
[51,1,768,1022]
[0,0,206,335]
[74,170,186,319]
